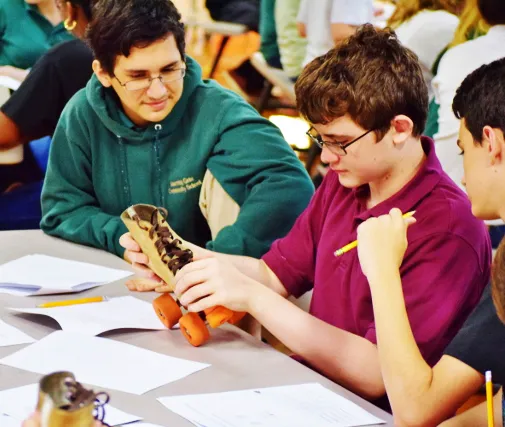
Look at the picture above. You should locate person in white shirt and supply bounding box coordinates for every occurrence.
[432,0,505,189]
[387,0,461,99]
[297,0,373,66]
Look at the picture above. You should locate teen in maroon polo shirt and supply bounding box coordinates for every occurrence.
[121,25,491,405]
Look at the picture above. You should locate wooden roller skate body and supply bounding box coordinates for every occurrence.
[121,204,245,346]
[37,371,108,427]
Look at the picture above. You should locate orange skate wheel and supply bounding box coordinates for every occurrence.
[205,306,233,328]
[153,294,182,329]
[180,312,210,347]
[227,311,246,325]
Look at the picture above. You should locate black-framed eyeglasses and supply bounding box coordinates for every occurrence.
[114,68,186,92]
[306,127,374,156]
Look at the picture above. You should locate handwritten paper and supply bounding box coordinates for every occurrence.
[10,296,165,336]
[158,383,385,427]
[0,331,210,395]
[0,383,142,426]
[0,319,35,347]
[0,254,132,296]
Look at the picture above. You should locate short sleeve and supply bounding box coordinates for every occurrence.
[364,233,488,366]
[262,172,334,298]
[331,0,374,25]
[444,285,505,386]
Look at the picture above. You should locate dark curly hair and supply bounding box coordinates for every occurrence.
[86,0,186,75]
[453,58,505,143]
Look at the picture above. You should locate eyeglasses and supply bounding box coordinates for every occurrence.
[114,68,186,92]
[306,127,374,156]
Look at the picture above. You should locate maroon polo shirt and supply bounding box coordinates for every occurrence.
[263,137,491,367]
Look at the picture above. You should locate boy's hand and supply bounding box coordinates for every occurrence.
[119,232,213,292]
[175,255,261,313]
[357,208,416,281]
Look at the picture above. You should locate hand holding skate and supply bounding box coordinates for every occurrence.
[121,204,245,346]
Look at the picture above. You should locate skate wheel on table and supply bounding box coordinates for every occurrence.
[205,305,233,328]
[153,294,182,329]
[227,311,246,325]
[180,312,210,347]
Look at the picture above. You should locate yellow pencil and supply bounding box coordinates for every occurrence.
[37,296,108,308]
[486,371,494,427]
[334,211,416,257]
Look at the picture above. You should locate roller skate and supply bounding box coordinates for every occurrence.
[121,204,245,346]
[37,371,109,427]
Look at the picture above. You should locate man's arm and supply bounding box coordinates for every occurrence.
[249,284,385,399]
[0,66,29,82]
[357,209,486,426]
[296,0,308,38]
[0,111,24,149]
[41,108,127,257]
[121,231,288,295]
[440,388,503,427]
[174,253,386,400]
[205,99,314,259]
[369,268,483,425]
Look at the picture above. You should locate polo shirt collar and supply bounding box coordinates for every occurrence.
[354,136,443,222]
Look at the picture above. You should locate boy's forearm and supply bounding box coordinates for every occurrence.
[439,388,503,427]
[215,253,288,297]
[248,286,385,400]
[368,269,436,420]
[368,269,482,426]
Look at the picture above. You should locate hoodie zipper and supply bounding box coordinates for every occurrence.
[117,136,132,207]
[153,124,164,207]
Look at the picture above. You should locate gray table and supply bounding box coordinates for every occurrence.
[0,230,393,426]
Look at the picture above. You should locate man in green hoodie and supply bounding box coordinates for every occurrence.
[40,0,314,263]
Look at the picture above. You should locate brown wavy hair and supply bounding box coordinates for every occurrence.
[295,24,428,140]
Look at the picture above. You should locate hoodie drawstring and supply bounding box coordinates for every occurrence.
[117,136,132,207]
[153,124,164,207]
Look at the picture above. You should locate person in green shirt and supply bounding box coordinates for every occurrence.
[259,0,306,80]
[40,0,314,265]
[0,0,74,81]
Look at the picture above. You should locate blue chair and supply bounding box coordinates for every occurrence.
[0,137,50,230]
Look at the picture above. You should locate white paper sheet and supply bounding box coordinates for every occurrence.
[9,296,165,336]
[0,331,210,395]
[0,414,20,427]
[158,383,385,427]
[0,76,21,90]
[0,254,132,296]
[126,424,166,427]
[0,319,35,347]
[0,383,142,426]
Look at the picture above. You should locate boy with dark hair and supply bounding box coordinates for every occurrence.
[356,57,505,425]
[41,0,313,263]
[122,25,490,407]
[432,0,505,188]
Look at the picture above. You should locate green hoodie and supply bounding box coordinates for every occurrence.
[41,57,314,258]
